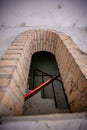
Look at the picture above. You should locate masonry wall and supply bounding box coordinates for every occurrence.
[0,29,87,115]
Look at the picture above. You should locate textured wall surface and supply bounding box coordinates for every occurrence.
[0,0,87,27]
[0,29,87,115]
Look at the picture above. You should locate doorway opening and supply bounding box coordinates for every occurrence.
[23,51,70,115]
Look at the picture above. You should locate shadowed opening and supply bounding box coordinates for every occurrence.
[24,51,70,115]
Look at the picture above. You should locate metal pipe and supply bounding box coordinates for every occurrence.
[32,70,35,89]
[42,72,45,98]
[61,81,71,112]
[52,81,57,108]
[25,74,59,101]
[31,66,62,83]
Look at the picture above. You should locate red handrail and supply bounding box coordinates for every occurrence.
[25,74,59,100]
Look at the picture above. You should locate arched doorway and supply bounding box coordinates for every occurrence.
[24,51,70,115]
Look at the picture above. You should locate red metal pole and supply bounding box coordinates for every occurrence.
[25,74,59,100]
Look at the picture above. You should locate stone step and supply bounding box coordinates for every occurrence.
[23,91,69,115]
[29,75,69,109]
[1,113,87,130]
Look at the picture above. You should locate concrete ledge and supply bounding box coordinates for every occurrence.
[0,113,87,130]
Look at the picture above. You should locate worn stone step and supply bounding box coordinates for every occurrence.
[1,113,87,130]
[23,91,69,115]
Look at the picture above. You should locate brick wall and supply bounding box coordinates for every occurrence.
[0,29,87,115]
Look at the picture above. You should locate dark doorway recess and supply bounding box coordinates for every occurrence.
[27,51,70,112]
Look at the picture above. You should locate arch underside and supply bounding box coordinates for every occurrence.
[0,29,87,115]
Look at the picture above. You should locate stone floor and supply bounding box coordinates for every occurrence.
[23,91,69,115]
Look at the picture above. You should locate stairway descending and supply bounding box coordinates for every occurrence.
[23,91,69,115]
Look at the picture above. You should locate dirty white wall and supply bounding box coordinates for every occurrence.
[0,0,87,27]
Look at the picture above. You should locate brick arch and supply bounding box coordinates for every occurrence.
[0,29,87,115]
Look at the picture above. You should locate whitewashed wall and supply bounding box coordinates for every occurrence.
[0,0,87,27]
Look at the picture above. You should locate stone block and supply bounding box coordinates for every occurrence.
[14,39,27,43]
[0,90,23,115]
[78,75,87,93]
[16,61,26,86]
[9,46,24,50]
[9,78,24,104]
[58,32,69,41]
[71,99,82,112]
[2,54,20,60]
[6,49,22,54]
[68,90,79,104]
[0,67,14,75]
[12,42,26,46]
[0,77,11,87]
[0,60,17,66]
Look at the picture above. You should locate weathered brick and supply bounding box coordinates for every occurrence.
[0,60,17,66]
[78,75,87,93]
[43,31,47,44]
[54,35,58,47]
[58,32,69,41]
[63,39,77,49]
[64,61,82,89]
[52,47,56,55]
[16,61,26,86]
[75,58,87,67]
[0,77,11,87]
[68,90,79,104]
[63,55,74,84]
[34,30,37,41]
[60,48,69,76]
[19,55,28,82]
[9,78,24,104]
[81,90,87,111]
[71,99,82,112]
[9,45,24,50]
[46,31,50,42]
[6,49,22,54]
[15,37,28,40]
[48,32,52,45]
[14,39,27,43]
[0,67,14,75]
[2,54,20,59]
[80,67,87,78]
[37,30,40,43]
[72,65,82,84]
[59,44,67,71]
[32,31,35,42]
[0,90,23,115]
[12,42,26,46]
[40,30,44,48]
[57,41,64,66]
[13,69,25,94]
[68,48,86,59]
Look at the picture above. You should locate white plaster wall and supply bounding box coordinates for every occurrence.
[0,0,87,27]
[0,0,87,58]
